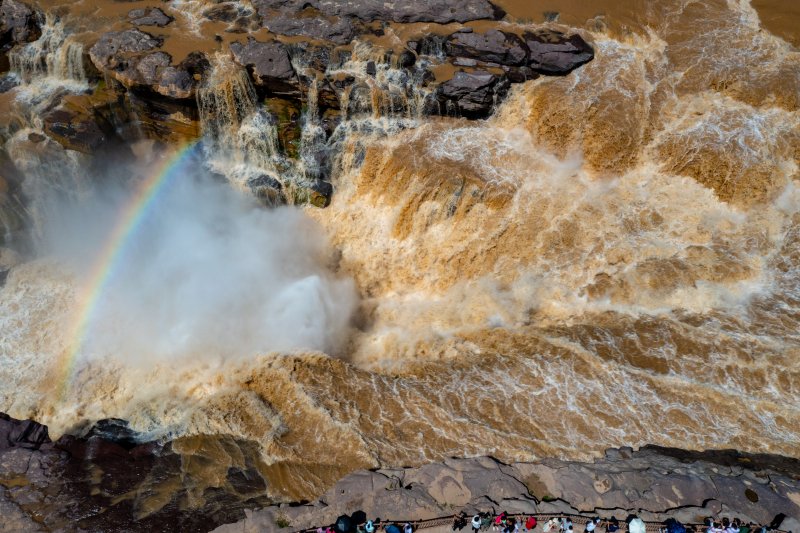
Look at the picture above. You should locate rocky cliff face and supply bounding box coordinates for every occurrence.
[2,413,798,533]
[0,413,274,532]
[214,448,800,533]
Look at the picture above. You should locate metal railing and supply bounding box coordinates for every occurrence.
[297,512,789,533]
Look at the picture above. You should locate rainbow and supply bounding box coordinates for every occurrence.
[56,142,200,398]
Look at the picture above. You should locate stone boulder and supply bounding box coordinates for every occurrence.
[230,37,298,95]
[446,29,528,66]
[128,7,173,27]
[262,10,361,44]
[253,0,504,24]
[134,51,194,98]
[437,70,509,119]
[0,413,50,450]
[89,28,163,69]
[523,29,593,75]
[204,3,240,22]
[203,1,259,31]
[90,31,209,99]
[0,0,41,49]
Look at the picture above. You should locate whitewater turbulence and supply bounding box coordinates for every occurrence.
[0,158,357,438]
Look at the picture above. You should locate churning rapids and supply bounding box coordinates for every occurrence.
[1,0,799,504]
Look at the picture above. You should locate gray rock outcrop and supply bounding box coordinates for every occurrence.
[0,0,40,48]
[89,30,209,99]
[446,29,529,66]
[437,70,510,119]
[230,37,299,95]
[128,7,173,27]
[523,29,594,75]
[254,0,503,25]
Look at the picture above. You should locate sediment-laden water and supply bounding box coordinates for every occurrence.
[0,0,798,506]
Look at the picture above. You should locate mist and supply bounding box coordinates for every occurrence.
[43,154,358,366]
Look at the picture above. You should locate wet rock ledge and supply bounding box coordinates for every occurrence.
[1,0,595,213]
[1,0,595,151]
[1,413,798,533]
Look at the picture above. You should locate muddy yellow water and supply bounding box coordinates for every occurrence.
[2,0,800,507]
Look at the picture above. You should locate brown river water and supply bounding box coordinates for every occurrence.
[0,0,799,504]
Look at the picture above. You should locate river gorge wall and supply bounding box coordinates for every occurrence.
[2,413,799,533]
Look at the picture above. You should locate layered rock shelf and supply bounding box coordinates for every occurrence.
[0,0,594,207]
[1,413,798,533]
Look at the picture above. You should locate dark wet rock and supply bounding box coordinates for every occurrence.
[90,31,209,99]
[204,2,239,22]
[0,413,273,532]
[231,37,298,95]
[142,52,195,98]
[89,28,162,68]
[86,418,140,450]
[253,0,501,44]
[0,0,41,49]
[125,90,201,143]
[446,29,528,66]
[523,28,594,74]
[179,50,212,80]
[203,2,259,30]
[398,49,416,68]
[437,70,508,119]
[254,0,503,24]
[305,180,333,208]
[287,42,333,74]
[503,65,537,83]
[228,467,268,494]
[43,108,106,153]
[262,9,361,45]
[0,71,18,92]
[247,174,286,206]
[128,6,173,27]
[0,413,50,450]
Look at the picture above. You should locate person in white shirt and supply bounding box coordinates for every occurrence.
[543,518,559,533]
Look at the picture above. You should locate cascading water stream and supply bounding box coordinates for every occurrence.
[197,56,289,189]
[9,15,88,100]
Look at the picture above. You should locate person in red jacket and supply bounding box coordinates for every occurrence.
[525,517,538,532]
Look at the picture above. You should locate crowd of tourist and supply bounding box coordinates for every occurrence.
[311,511,788,533]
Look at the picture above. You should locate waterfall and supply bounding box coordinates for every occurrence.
[197,56,291,191]
[195,44,437,202]
[5,130,89,244]
[326,42,434,122]
[9,15,88,91]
